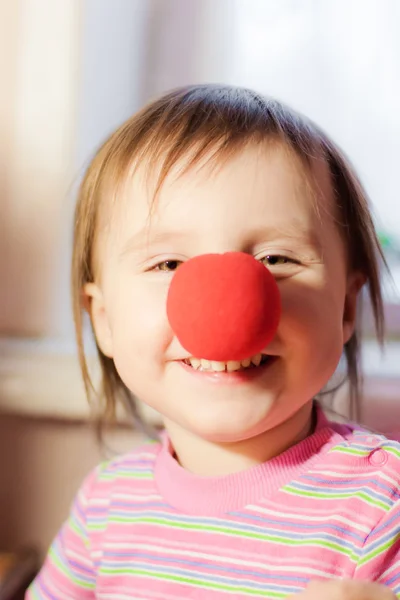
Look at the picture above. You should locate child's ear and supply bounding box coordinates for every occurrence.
[342,271,366,344]
[83,283,114,358]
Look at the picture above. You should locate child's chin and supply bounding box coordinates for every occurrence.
[187,417,267,444]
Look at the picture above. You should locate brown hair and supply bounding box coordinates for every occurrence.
[72,84,386,427]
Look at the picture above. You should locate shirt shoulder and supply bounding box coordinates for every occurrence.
[330,423,400,459]
[323,422,400,502]
[84,437,162,501]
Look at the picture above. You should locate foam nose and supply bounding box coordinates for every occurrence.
[166,252,281,361]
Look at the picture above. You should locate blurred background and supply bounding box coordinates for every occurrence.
[0,0,399,590]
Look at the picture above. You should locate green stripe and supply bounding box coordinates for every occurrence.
[27,585,41,599]
[49,546,95,590]
[284,486,389,511]
[358,532,400,566]
[333,444,400,460]
[103,516,358,560]
[99,471,153,481]
[386,446,400,459]
[70,518,94,546]
[99,566,287,597]
[69,515,87,539]
[331,447,370,457]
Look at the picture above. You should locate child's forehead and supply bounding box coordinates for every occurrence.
[112,143,333,221]
[97,142,336,259]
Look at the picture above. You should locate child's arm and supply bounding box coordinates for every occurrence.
[26,469,98,599]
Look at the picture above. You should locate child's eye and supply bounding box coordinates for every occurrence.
[260,255,296,266]
[155,260,183,272]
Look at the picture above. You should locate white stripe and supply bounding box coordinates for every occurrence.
[102,541,349,577]
[88,491,160,507]
[101,566,302,594]
[245,504,371,534]
[113,493,163,502]
[379,560,400,579]
[99,588,185,600]
[96,591,149,600]
[309,468,399,489]
[66,548,93,569]
[262,497,377,529]
[44,577,85,600]
[99,533,346,574]
[89,498,110,507]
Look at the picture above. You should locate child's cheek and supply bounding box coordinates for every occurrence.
[111,276,172,357]
[278,280,344,348]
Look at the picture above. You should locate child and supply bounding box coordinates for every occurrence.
[28,85,400,599]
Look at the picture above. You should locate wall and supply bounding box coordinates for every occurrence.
[0,0,151,339]
[0,414,145,557]
[0,0,80,337]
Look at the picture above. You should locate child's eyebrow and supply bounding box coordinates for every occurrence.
[119,229,192,256]
[119,224,322,258]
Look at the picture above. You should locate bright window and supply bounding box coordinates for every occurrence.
[228,0,400,314]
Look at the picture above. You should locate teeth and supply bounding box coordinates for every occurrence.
[187,354,266,372]
[200,359,211,370]
[227,360,241,372]
[210,361,226,372]
[189,358,201,370]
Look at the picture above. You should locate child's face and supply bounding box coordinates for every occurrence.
[86,143,362,443]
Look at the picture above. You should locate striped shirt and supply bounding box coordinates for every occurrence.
[27,408,400,599]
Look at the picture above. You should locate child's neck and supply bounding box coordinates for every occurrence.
[164,402,315,477]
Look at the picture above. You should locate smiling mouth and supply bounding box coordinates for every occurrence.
[182,353,275,373]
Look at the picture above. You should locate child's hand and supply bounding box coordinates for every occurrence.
[290,580,397,600]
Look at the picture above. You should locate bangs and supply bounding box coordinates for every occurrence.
[100,84,321,206]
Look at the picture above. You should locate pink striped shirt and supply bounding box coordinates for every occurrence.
[27,408,400,598]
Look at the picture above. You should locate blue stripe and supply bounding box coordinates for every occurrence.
[53,544,94,584]
[38,578,59,600]
[69,559,96,579]
[371,509,400,536]
[289,482,391,504]
[301,475,400,500]
[384,573,400,587]
[102,550,310,583]
[360,525,400,555]
[100,560,302,593]
[231,511,365,543]
[98,510,359,551]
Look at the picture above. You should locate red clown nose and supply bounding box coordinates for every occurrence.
[166,252,281,361]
